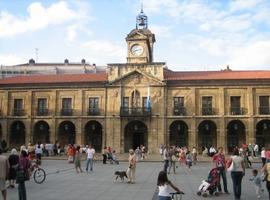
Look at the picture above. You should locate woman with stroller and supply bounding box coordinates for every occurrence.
[157,171,184,200]
[227,148,245,200]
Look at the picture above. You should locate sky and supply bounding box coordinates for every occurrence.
[0,0,270,71]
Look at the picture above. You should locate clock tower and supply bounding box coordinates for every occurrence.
[126,8,155,64]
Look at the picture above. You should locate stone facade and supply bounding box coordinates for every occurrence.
[0,11,270,154]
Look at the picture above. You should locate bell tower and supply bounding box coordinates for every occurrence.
[126,8,155,64]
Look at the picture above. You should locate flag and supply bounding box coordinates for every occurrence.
[146,86,151,110]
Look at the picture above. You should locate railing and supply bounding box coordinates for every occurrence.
[173,107,186,116]
[259,106,270,115]
[120,106,151,117]
[37,109,49,116]
[202,107,215,115]
[61,108,73,116]
[13,109,25,116]
[88,108,100,116]
[230,107,245,115]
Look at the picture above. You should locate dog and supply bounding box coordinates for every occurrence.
[114,171,128,182]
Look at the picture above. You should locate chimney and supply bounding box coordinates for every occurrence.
[64,59,69,64]
[81,59,86,64]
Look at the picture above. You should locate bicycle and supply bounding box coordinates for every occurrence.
[170,192,184,200]
[29,160,46,184]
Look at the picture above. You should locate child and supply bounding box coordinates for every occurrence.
[249,169,264,199]
[157,171,184,200]
[112,150,119,164]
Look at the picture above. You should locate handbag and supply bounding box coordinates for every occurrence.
[16,168,29,183]
[227,160,234,172]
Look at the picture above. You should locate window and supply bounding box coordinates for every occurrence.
[14,99,23,111]
[202,96,213,115]
[173,97,184,107]
[259,96,269,114]
[231,96,241,115]
[37,98,48,115]
[14,99,23,115]
[61,98,72,115]
[88,97,99,115]
[123,97,129,108]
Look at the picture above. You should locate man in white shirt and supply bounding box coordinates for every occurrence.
[86,145,95,172]
[254,144,259,157]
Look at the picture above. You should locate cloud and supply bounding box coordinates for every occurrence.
[149,25,172,38]
[229,40,270,68]
[0,1,81,38]
[82,40,125,64]
[0,54,25,65]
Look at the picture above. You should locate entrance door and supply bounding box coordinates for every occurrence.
[198,120,217,152]
[227,120,245,153]
[124,121,147,152]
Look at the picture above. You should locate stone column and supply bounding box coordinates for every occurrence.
[219,118,226,153]
[247,87,255,144]
[76,118,82,145]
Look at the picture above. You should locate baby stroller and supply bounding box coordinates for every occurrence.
[197,167,220,197]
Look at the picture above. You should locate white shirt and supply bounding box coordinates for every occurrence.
[231,155,244,172]
[254,144,258,151]
[35,145,43,154]
[261,150,266,158]
[87,148,95,159]
[158,184,170,197]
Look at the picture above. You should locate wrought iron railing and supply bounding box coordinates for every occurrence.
[13,109,25,116]
[259,106,270,115]
[120,106,151,117]
[61,108,73,116]
[173,107,186,116]
[202,107,215,115]
[230,107,245,115]
[37,109,49,116]
[88,108,100,116]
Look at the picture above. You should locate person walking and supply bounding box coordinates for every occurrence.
[213,147,229,194]
[102,147,107,164]
[0,148,9,200]
[8,148,19,188]
[18,150,31,200]
[192,147,197,165]
[262,158,270,199]
[163,146,169,173]
[261,147,266,167]
[168,146,176,174]
[85,144,95,172]
[127,149,136,184]
[157,171,184,200]
[35,142,43,165]
[74,146,83,173]
[227,148,245,200]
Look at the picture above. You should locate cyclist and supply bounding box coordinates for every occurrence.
[157,171,184,200]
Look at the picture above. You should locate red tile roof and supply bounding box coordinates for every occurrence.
[164,70,270,80]
[0,73,108,85]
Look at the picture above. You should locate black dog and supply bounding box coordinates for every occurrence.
[114,171,128,182]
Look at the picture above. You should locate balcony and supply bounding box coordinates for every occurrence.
[202,107,215,115]
[88,108,100,116]
[37,109,49,116]
[120,106,151,117]
[61,108,73,116]
[259,106,270,115]
[230,107,245,115]
[13,109,25,116]
[173,107,186,116]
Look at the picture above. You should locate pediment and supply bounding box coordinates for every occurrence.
[109,70,164,86]
[126,30,148,40]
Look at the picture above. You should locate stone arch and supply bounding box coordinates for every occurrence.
[85,120,102,152]
[227,120,246,153]
[58,121,76,148]
[256,119,270,149]
[33,120,50,144]
[124,120,147,152]
[169,120,188,147]
[10,121,25,148]
[198,120,217,152]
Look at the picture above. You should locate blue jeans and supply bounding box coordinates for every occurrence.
[231,171,244,199]
[218,167,228,192]
[163,160,169,173]
[18,181,27,200]
[158,196,171,200]
[86,158,93,171]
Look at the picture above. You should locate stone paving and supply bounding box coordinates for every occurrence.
[6,158,269,200]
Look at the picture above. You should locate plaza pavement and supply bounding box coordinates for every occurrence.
[6,157,268,200]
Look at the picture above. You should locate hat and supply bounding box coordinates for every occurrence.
[129,149,134,154]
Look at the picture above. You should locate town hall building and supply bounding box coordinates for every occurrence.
[0,10,270,153]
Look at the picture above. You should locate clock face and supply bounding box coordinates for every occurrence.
[131,44,144,56]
